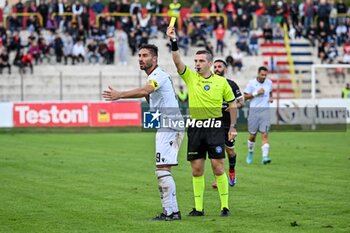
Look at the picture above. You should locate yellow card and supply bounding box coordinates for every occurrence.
[169,17,176,27]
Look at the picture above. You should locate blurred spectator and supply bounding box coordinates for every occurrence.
[9,32,21,52]
[120,0,130,14]
[2,1,12,25]
[108,0,118,15]
[336,23,348,46]
[15,0,25,28]
[267,0,277,28]
[21,49,34,74]
[29,41,40,65]
[117,28,128,65]
[317,38,327,64]
[38,37,51,63]
[336,0,348,25]
[87,39,100,64]
[63,0,73,21]
[137,12,151,33]
[149,16,158,39]
[128,30,137,56]
[0,48,11,74]
[235,29,248,53]
[97,40,109,64]
[72,0,83,20]
[0,22,7,44]
[208,0,219,13]
[27,1,37,15]
[168,0,181,17]
[273,24,284,41]
[317,0,330,29]
[215,23,225,56]
[289,0,299,26]
[62,31,74,64]
[38,0,49,27]
[248,32,259,56]
[146,0,157,14]
[46,14,58,32]
[327,40,338,63]
[107,37,115,64]
[53,32,64,63]
[342,83,350,98]
[225,50,234,69]
[156,0,164,14]
[230,14,240,36]
[191,0,202,14]
[256,0,266,29]
[303,0,314,30]
[130,0,142,15]
[306,24,317,46]
[238,14,251,31]
[27,16,40,34]
[13,50,24,72]
[316,20,328,44]
[232,48,243,73]
[92,0,105,15]
[294,21,303,39]
[72,40,85,64]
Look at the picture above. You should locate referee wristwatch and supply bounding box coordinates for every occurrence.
[230,124,237,129]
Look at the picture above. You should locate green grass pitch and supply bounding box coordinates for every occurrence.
[1,130,349,233]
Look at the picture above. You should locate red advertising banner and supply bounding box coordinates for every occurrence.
[89,102,141,127]
[13,103,90,127]
[13,102,141,127]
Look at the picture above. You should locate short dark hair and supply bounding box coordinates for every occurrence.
[258,66,268,73]
[214,59,227,67]
[139,44,158,57]
[196,50,213,62]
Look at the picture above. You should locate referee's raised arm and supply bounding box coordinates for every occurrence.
[166,26,186,74]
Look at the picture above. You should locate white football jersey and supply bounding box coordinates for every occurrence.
[147,66,183,128]
[244,78,273,108]
[147,66,179,109]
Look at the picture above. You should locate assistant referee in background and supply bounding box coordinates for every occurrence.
[166,26,238,217]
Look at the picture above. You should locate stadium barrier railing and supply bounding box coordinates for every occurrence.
[96,12,182,30]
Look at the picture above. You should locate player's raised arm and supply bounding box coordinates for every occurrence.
[166,26,186,74]
[102,85,154,101]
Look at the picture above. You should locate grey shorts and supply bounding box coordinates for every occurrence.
[248,110,271,134]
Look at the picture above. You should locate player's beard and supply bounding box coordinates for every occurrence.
[139,61,152,71]
[214,70,224,76]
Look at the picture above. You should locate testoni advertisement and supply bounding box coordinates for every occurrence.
[12,102,141,127]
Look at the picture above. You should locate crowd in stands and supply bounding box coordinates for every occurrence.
[0,0,350,75]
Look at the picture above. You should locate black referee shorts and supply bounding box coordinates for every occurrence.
[187,121,225,161]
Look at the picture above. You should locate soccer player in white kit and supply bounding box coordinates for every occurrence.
[244,66,273,164]
[102,44,184,220]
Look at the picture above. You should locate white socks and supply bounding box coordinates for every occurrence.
[262,143,270,158]
[248,140,255,152]
[156,170,178,215]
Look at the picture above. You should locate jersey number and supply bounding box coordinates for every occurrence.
[156,153,161,163]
